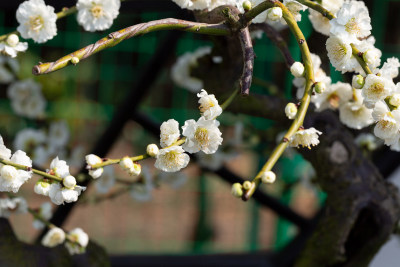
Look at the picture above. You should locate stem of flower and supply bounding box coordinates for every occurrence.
[294,0,335,20]
[0,158,62,182]
[351,44,373,75]
[242,1,315,201]
[220,88,239,111]
[28,207,53,228]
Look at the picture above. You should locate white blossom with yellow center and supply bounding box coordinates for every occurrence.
[16,0,57,43]
[182,117,223,154]
[313,82,353,111]
[339,89,373,129]
[362,74,394,108]
[197,89,222,120]
[330,1,371,43]
[65,228,89,255]
[289,128,322,149]
[154,146,190,172]
[41,227,65,247]
[0,150,32,193]
[372,101,400,142]
[326,35,358,73]
[77,0,121,32]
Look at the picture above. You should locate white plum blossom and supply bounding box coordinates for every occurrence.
[266,7,283,22]
[76,0,121,32]
[7,79,46,119]
[362,74,394,108]
[146,144,159,157]
[49,182,86,205]
[339,90,373,129]
[313,82,353,111]
[119,157,141,176]
[171,46,211,92]
[285,103,297,120]
[0,34,28,58]
[289,128,322,149]
[85,154,104,179]
[372,101,400,143]
[160,119,180,148]
[326,35,358,73]
[0,197,27,218]
[354,36,382,70]
[34,179,52,196]
[197,89,222,120]
[42,227,65,247]
[378,57,400,80]
[0,150,32,193]
[95,166,115,194]
[155,146,190,172]
[33,202,52,229]
[330,0,371,43]
[16,0,57,43]
[65,228,89,255]
[49,157,70,179]
[182,117,223,154]
[308,0,344,36]
[130,166,153,202]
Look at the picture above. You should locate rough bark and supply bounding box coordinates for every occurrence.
[295,111,400,267]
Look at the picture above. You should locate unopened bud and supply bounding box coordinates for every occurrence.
[266,7,282,21]
[6,34,19,47]
[120,156,134,170]
[314,82,326,94]
[260,171,276,184]
[231,183,243,198]
[146,144,159,157]
[285,103,298,120]
[63,175,76,189]
[290,62,305,78]
[352,74,365,89]
[129,163,141,176]
[243,181,252,190]
[363,49,379,65]
[389,94,400,107]
[242,0,252,12]
[71,57,79,65]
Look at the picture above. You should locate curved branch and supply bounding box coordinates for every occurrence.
[242,1,315,201]
[32,18,231,75]
[295,0,335,20]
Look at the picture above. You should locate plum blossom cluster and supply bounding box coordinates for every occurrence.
[0,0,121,58]
[319,1,400,150]
[42,226,89,255]
[34,157,86,205]
[155,89,223,172]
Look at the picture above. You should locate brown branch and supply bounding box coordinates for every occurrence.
[32,18,231,75]
[238,27,255,96]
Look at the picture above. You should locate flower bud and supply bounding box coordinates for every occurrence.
[389,94,400,107]
[231,183,243,198]
[42,227,65,247]
[260,171,276,184]
[363,49,379,65]
[242,0,252,12]
[314,82,326,94]
[120,156,134,170]
[266,7,282,21]
[129,163,141,176]
[352,74,365,89]
[146,144,159,157]
[6,34,19,47]
[71,57,80,65]
[63,175,76,189]
[290,62,305,78]
[285,103,297,120]
[243,181,252,190]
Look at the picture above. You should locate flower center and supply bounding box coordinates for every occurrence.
[194,127,209,147]
[328,93,340,108]
[50,232,63,245]
[367,82,385,98]
[332,43,348,62]
[29,16,44,32]
[164,151,182,168]
[345,18,361,35]
[91,4,104,18]
[199,100,215,113]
